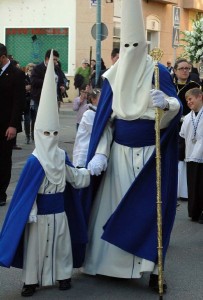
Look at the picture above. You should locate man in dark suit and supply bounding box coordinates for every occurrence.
[30,49,66,114]
[0,43,25,206]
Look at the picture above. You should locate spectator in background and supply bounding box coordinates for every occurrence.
[7,54,13,61]
[90,59,96,75]
[74,59,91,93]
[180,88,203,223]
[57,61,70,101]
[111,48,120,65]
[10,59,23,150]
[30,49,66,115]
[90,59,96,88]
[83,83,92,103]
[166,61,174,74]
[24,63,36,144]
[90,49,120,89]
[10,59,20,68]
[94,58,107,88]
[73,85,89,131]
[0,43,25,206]
[173,58,201,201]
[188,61,201,84]
[173,59,201,116]
[92,49,120,89]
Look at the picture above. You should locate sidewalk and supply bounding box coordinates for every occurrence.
[59,101,75,115]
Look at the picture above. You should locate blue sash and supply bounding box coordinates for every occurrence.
[114,119,155,147]
[37,193,64,215]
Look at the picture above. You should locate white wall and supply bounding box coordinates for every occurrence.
[0,0,76,75]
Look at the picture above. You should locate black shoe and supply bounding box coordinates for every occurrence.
[191,216,199,222]
[0,200,6,206]
[58,278,71,290]
[179,197,188,201]
[21,284,38,297]
[26,137,30,144]
[149,274,167,294]
[13,145,22,150]
[198,212,203,224]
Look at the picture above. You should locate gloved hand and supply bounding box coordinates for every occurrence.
[87,154,108,176]
[150,89,169,110]
[28,215,37,223]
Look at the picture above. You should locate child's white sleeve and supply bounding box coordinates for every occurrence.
[65,165,90,189]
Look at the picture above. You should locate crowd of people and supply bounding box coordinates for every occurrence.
[0,0,203,297]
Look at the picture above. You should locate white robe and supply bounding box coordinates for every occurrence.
[82,97,180,278]
[177,161,188,199]
[22,164,90,286]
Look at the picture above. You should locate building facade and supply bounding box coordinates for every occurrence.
[0,0,202,99]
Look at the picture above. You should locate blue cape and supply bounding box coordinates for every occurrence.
[82,63,182,263]
[0,154,87,268]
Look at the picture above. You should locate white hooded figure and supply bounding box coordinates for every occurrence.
[21,50,90,297]
[82,0,180,293]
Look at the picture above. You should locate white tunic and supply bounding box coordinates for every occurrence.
[180,108,203,163]
[82,97,180,278]
[22,163,90,286]
[73,106,96,167]
[177,161,188,198]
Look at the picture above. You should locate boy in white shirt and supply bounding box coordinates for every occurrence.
[73,89,101,168]
[180,88,203,223]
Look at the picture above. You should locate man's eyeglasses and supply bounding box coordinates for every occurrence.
[177,67,190,71]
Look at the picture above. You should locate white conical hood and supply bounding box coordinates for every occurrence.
[35,50,59,131]
[33,49,65,185]
[120,0,145,55]
[103,0,154,120]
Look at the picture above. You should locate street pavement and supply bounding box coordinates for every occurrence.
[0,103,202,300]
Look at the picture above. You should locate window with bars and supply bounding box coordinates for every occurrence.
[6,28,69,72]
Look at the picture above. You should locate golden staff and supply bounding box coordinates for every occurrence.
[150,47,164,300]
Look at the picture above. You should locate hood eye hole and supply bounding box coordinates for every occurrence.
[124,43,130,47]
[133,43,138,47]
[53,131,58,136]
[44,131,50,136]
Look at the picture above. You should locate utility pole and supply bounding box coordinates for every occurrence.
[96,0,101,86]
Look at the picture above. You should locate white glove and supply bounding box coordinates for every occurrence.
[150,89,169,110]
[28,215,37,223]
[87,154,108,176]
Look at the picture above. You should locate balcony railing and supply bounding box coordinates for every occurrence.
[146,0,178,4]
[183,0,203,11]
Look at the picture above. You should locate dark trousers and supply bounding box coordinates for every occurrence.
[0,136,14,201]
[24,107,36,139]
[187,161,203,219]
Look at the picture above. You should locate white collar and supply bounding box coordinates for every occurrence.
[1,60,10,75]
